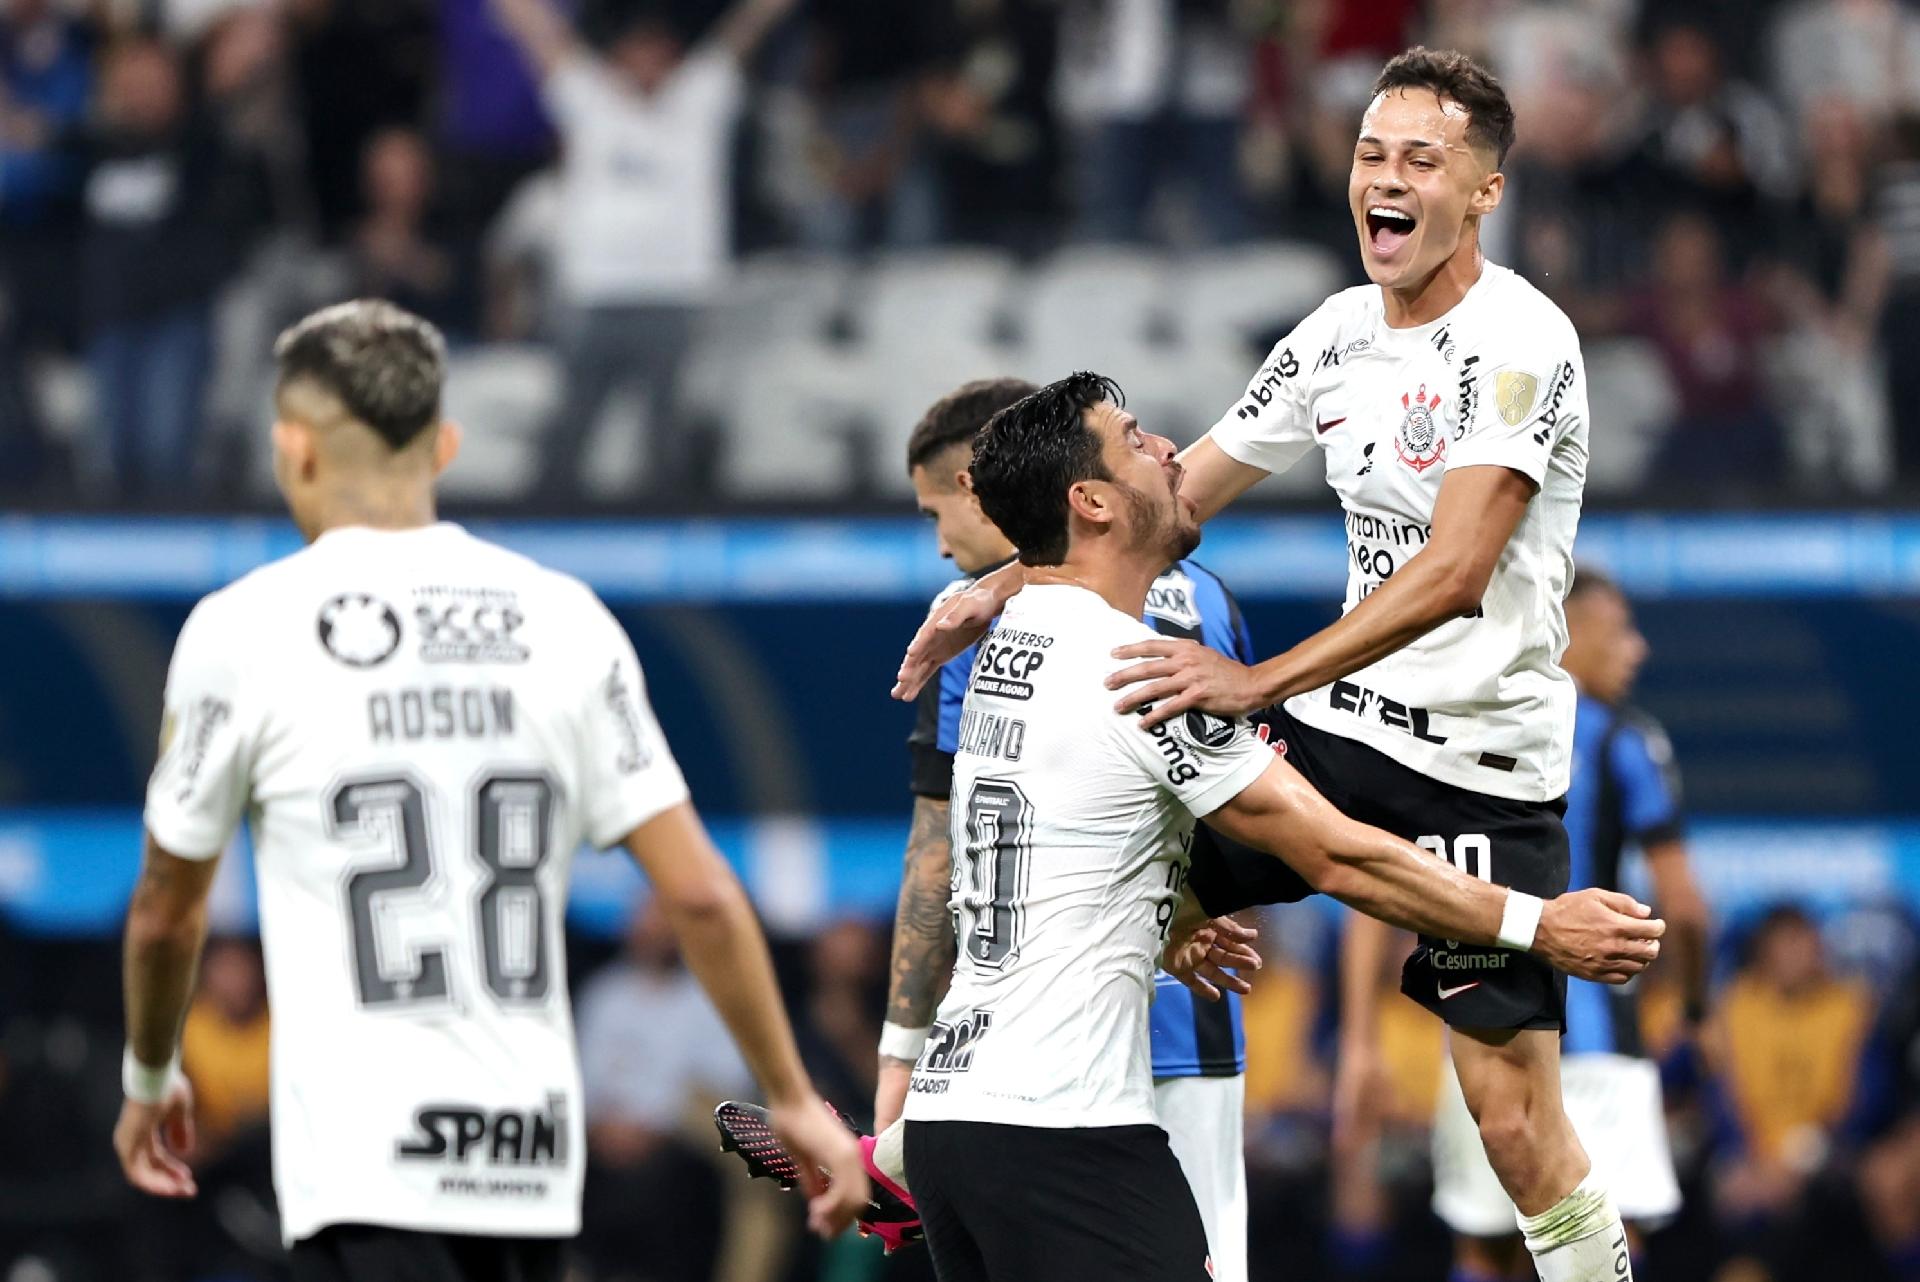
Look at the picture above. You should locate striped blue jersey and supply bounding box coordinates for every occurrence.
[1562,693,1685,1057]
[908,560,1252,1077]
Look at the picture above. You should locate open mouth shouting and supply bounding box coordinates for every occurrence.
[1365,204,1417,259]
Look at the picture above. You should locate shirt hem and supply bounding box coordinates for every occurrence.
[1282,696,1567,802]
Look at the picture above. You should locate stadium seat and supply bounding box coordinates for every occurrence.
[438,345,564,500]
[1170,241,1348,351]
[1583,338,1678,492]
[854,249,1018,347]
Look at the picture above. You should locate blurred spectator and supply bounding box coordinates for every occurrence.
[482,166,559,341]
[1765,99,1892,490]
[350,126,467,335]
[793,917,884,1129]
[1709,906,1873,1262]
[492,0,794,500]
[917,0,1062,253]
[1055,0,1254,245]
[776,0,944,251]
[1769,0,1920,130]
[180,935,270,1150]
[1638,19,1796,263]
[80,37,255,501]
[286,0,433,238]
[436,0,553,243]
[576,899,750,1282]
[0,0,92,486]
[1858,114,1920,481]
[1859,946,1920,1281]
[198,3,314,236]
[1612,211,1786,492]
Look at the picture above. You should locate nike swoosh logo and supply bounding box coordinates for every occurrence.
[1315,416,1346,434]
[1437,981,1481,1000]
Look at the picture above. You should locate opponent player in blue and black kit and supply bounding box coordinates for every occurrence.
[876,378,1260,1282]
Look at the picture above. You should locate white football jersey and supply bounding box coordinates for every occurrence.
[144,523,689,1243]
[1207,263,1589,801]
[904,586,1273,1130]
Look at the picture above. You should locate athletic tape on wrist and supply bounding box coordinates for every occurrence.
[122,1047,182,1104]
[878,1022,931,1063]
[1497,890,1545,952]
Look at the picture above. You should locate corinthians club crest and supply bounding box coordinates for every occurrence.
[1394,383,1446,472]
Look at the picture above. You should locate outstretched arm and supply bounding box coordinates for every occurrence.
[490,0,583,78]
[1111,464,1534,726]
[710,0,798,63]
[1204,757,1664,982]
[116,835,221,1198]
[624,802,868,1235]
[874,795,956,1131]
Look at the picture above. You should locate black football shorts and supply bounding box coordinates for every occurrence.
[1188,704,1570,1032]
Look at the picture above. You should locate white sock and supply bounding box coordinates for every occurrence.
[1517,1172,1633,1282]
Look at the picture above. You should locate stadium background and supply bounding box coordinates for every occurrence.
[2,0,1919,1280]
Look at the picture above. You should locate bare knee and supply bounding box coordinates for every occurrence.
[1473,1093,1545,1180]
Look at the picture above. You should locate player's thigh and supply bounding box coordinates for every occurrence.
[1154,1075,1248,1282]
[917,1122,1212,1282]
[1396,794,1571,1031]
[902,1122,992,1282]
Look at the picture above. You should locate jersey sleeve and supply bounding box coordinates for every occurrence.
[144,595,256,860]
[575,596,691,849]
[677,46,745,116]
[1446,327,1586,486]
[1609,713,1685,846]
[1110,698,1274,819]
[1202,304,1333,476]
[908,650,971,800]
[541,58,618,131]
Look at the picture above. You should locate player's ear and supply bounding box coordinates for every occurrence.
[1066,478,1112,529]
[957,468,976,496]
[1471,167,1505,218]
[431,419,463,476]
[271,418,317,481]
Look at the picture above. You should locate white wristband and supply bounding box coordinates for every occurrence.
[122,1046,183,1104]
[878,1022,931,1063]
[1497,890,1545,952]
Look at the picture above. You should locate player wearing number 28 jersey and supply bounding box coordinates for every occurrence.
[114,301,865,1282]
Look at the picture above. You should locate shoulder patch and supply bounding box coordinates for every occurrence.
[1494,370,1540,426]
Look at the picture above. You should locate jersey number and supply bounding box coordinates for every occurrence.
[957,780,1032,969]
[1417,832,1492,882]
[328,771,557,1009]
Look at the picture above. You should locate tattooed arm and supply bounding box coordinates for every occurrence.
[874,795,955,1131]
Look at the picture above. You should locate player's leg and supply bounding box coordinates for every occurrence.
[903,1121,994,1282]
[918,1121,1212,1282]
[1154,1074,1249,1282]
[1432,1053,1535,1281]
[1452,1029,1630,1282]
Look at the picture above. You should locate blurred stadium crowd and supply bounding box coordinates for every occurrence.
[1,0,1919,504]
[5,888,1920,1282]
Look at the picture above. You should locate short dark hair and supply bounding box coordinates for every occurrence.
[906,378,1039,477]
[273,300,447,450]
[1372,46,1516,165]
[969,372,1124,567]
[1566,563,1622,604]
